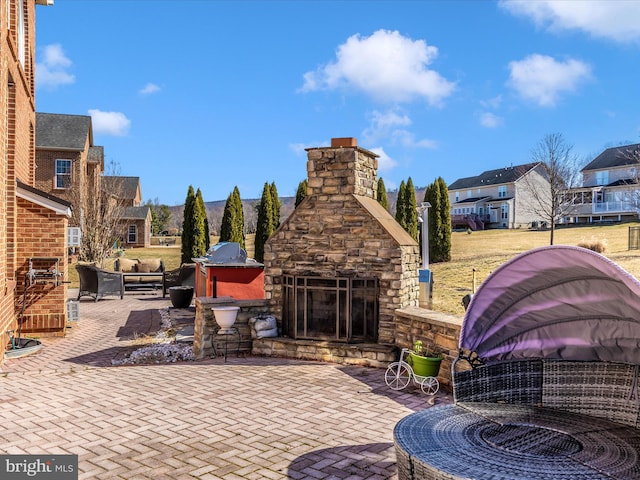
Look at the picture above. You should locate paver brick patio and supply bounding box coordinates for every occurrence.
[0,291,451,479]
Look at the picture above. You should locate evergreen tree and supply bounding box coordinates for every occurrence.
[295,179,308,208]
[404,177,419,242]
[255,182,276,263]
[195,189,210,251]
[395,180,407,228]
[435,176,451,262]
[145,199,171,234]
[377,177,388,210]
[180,186,196,264]
[423,177,452,263]
[189,188,208,259]
[232,186,245,248]
[220,186,245,248]
[270,181,281,228]
[219,190,234,243]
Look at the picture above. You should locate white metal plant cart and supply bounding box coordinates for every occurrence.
[385,348,440,395]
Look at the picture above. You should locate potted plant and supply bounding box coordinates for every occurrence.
[408,340,443,377]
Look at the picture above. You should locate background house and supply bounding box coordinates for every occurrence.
[103,176,151,248]
[35,112,103,229]
[565,143,640,224]
[448,163,548,230]
[1,0,70,355]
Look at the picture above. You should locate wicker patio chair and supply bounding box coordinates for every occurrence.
[162,263,196,297]
[76,264,124,302]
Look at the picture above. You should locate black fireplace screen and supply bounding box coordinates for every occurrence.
[282,275,378,342]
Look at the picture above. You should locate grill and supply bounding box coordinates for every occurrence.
[193,242,264,299]
[197,242,250,265]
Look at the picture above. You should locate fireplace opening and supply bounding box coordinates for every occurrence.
[282,275,378,342]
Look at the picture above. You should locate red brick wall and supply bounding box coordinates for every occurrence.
[16,197,68,336]
[1,0,40,355]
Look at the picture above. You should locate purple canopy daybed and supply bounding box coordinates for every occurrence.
[460,244,640,365]
[395,246,640,480]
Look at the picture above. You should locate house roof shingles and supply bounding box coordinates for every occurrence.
[582,143,640,172]
[103,176,140,200]
[449,162,541,190]
[122,206,150,220]
[36,112,93,150]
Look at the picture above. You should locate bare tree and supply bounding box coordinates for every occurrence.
[520,133,583,245]
[71,161,128,267]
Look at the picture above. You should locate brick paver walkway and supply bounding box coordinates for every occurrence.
[0,291,451,479]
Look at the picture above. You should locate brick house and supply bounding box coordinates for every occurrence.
[2,0,71,360]
[35,112,103,235]
[448,162,549,229]
[103,176,151,248]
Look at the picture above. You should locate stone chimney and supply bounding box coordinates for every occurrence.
[306,137,378,199]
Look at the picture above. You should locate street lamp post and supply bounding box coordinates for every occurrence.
[417,202,432,309]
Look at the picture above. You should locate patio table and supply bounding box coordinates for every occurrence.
[395,402,640,480]
[122,272,163,290]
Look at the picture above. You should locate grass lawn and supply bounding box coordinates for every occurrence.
[431,222,640,316]
[68,223,640,316]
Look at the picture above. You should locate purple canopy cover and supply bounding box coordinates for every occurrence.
[460,245,640,364]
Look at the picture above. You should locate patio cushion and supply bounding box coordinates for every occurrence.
[139,258,162,272]
[117,258,139,273]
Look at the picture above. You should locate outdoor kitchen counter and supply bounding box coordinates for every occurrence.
[395,402,640,480]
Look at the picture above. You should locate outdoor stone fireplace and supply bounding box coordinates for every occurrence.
[263,138,420,345]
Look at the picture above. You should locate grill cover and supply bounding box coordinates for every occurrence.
[202,242,248,264]
[460,245,640,365]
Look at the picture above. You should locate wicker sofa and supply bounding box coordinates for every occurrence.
[395,358,640,480]
[76,264,124,302]
[162,263,196,297]
[114,258,164,290]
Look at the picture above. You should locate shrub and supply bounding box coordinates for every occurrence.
[577,237,607,253]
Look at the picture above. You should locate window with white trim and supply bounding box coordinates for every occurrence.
[17,0,25,66]
[501,203,509,219]
[128,225,137,243]
[498,185,507,198]
[55,159,72,189]
[595,170,609,186]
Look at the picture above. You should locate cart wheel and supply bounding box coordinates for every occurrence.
[385,362,412,390]
[420,376,439,395]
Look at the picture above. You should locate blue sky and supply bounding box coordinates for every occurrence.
[35,0,640,206]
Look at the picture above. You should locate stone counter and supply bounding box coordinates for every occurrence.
[193,297,269,359]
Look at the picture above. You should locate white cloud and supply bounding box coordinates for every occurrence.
[139,83,161,95]
[480,112,503,128]
[499,0,640,44]
[299,29,456,105]
[362,109,436,149]
[480,95,503,109]
[36,44,75,89]
[88,109,131,136]
[369,147,397,172]
[289,141,329,155]
[507,54,592,107]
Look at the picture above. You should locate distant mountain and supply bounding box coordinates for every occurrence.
[166,188,427,234]
[167,196,296,234]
